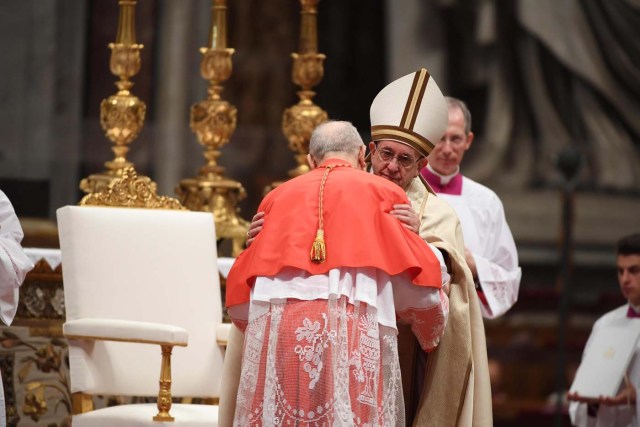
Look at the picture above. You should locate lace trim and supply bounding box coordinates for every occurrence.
[234,297,404,426]
[397,295,449,352]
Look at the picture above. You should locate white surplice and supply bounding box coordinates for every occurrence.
[0,190,35,425]
[0,191,34,325]
[426,166,521,319]
[570,305,640,427]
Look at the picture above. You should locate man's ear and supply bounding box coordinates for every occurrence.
[357,146,366,170]
[307,153,318,169]
[417,156,428,171]
[368,141,377,155]
[465,132,475,151]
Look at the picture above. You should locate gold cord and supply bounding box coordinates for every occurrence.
[310,163,350,263]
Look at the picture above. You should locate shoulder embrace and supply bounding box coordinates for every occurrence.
[364,173,406,197]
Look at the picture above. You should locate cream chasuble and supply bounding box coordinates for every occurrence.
[401,176,493,427]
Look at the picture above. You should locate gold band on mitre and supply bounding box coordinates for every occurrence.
[370,125,434,157]
[401,68,430,130]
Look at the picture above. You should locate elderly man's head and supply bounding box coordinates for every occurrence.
[369,140,427,189]
[368,68,448,189]
[307,121,366,170]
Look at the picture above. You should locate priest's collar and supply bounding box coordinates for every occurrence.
[421,164,463,195]
[426,164,459,184]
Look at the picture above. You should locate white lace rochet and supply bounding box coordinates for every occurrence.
[230,266,449,427]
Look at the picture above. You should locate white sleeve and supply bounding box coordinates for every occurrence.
[568,401,593,427]
[0,191,35,325]
[394,243,449,352]
[474,196,521,319]
[569,320,603,427]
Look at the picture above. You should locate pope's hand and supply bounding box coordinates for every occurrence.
[246,212,264,248]
[390,204,419,234]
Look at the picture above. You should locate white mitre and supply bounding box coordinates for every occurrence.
[370,68,448,157]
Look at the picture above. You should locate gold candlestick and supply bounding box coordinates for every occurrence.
[80,0,147,196]
[275,0,328,188]
[79,1,181,210]
[176,0,248,256]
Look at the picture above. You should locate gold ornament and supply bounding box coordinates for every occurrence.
[269,0,328,192]
[80,0,151,197]
[176,0,248,256]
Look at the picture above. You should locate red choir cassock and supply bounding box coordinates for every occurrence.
[226,158,447,427]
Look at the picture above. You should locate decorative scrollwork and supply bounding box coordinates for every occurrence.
[80,167,185,210]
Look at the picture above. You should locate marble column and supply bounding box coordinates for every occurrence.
[153,0,209,196]
[52,0,87,214]
[0,1,86,216]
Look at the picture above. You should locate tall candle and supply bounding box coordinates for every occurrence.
[299,0,319,53]
[115,0,137,45]
[209,0,228,49]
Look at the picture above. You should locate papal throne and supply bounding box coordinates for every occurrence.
[57,205,226,426]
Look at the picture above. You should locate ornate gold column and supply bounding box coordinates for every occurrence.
[176,0,248,256]
[80,0,147,196]
[270,0,328,190]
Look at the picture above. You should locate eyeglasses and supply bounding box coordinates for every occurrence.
[375,147,420,169]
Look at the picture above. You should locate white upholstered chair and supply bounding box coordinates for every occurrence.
[57,205,227,426]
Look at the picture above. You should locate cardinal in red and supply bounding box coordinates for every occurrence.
[226,121,449,427]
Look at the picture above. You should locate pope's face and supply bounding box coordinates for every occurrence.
[618,254,640,306]
[369,140,426,190]
[428,106,473,176]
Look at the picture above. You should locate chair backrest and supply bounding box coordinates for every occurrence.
[57,206,223,398]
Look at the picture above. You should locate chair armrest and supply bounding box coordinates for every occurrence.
[216,322,232,346]
[63,318,188,347]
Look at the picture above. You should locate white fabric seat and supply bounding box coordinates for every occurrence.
[72,404,220,427]
[57,206,225,426]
